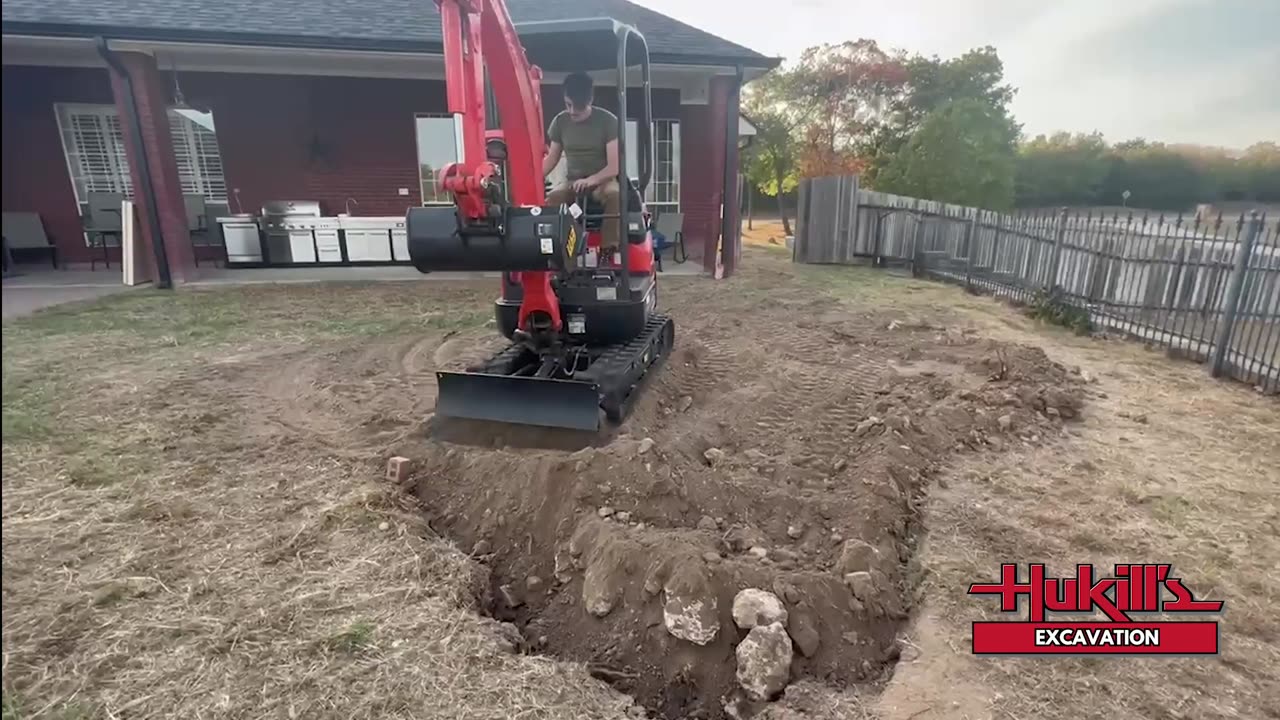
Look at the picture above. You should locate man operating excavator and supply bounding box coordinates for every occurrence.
[542,72,622,254]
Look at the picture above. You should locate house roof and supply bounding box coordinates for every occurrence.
[1,0,777,68]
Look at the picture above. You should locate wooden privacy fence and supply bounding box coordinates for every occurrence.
[792,175,1280,393]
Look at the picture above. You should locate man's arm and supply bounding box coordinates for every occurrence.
[578,139,619,190]
[543,141,563,178]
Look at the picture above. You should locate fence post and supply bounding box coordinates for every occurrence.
[911,211,926,278]
[989,213,1002,276]
[964,211,979,291]
[1209,211,1262,378]
[1044,207,1069,289]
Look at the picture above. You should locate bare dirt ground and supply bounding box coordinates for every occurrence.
[3,245,1276,720]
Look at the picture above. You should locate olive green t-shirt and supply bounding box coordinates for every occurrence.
[548,107,619,182]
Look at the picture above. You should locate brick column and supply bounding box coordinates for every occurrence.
[717,71,743,278]
[107,51,196,284]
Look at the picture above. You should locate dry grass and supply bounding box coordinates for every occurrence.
[1,288,632,720]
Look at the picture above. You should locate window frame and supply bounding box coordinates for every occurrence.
[414,113,465,206]
[53,103,229,206]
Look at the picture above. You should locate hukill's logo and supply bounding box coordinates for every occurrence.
[967,563,1224,655]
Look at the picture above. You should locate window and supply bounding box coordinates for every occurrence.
[415,114,463,205]
[547,118,681,214]
[170,109,226,201]
[55,104,228,205]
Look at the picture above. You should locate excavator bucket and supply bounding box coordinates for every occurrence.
[434,371,604,431]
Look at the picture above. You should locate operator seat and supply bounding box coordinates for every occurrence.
[578,179,647,244]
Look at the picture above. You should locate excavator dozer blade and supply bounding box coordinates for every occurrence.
[434,371,603,431]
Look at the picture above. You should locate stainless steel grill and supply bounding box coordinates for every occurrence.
[260,200,322,263]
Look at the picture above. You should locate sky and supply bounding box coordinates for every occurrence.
[634,0,1280,150]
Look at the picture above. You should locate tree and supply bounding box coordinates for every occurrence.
[1240,141,1280,202]
[772,40,909,178]
[867,46,1018,185]
[877,99,1016,209]
[742,109,799,235]
[1014,132,1111,207]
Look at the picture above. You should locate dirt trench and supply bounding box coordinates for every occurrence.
[364,301,1086,718]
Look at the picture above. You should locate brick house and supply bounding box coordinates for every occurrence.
[1,0,776,282]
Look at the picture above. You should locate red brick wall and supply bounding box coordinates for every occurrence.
[1,65,113,265]
[2,65,726,270]
[680,79,733,273]
[183,73,449,216]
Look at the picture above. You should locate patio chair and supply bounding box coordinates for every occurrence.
[1,212,58,269]
[84,192,125,270]
[651,211,686,272]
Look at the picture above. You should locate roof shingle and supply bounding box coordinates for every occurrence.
[1,0,775,67]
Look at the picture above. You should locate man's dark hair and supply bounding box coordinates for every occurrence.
[564,72,594,107]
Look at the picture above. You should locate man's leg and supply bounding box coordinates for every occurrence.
[592,180,621,252]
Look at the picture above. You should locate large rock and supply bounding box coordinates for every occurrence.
[663,561,720,645]
[733,589,788,630]
[735,622,793,701]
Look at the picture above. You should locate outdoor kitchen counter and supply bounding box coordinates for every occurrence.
[215,215,410,267]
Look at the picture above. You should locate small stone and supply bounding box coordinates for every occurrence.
[597,506,615,518]
[616,511,632,523]
[833,458,848,472]
[574,460,587,473]
[786,524,804,540]
[855,417,883,435]
[1030,435,1040,443]
[735,622,793,701]
[385,456,412,483]
[844,571,874,599]
[997,414,1014,432]
[628,705,648,719]
[842,630,860,645]
[748,546,769,560]
[830,532,844,545]
[703,551,722,563]
[494,621,523,653]
[703,447,727,466]
[498,584,523,608]
[378,521,391,531]
[697,515,719,532]
[554,549,575,584]
[1045,407,1061,419]
[525,575,544,592]
[838,539,879,574]
[635,522,647,531]
[471,539,492,556]
[727,525,767,552]
[1081,370,1096,383]
[732,589,788,630]
[1133,413,1149,424]
[744,449,769,462]
[637,438,655,455]
[679,396,694,412]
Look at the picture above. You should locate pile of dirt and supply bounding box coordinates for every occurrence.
[388,310,1087,718]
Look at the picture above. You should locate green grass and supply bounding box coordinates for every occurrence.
[324,620,377,654]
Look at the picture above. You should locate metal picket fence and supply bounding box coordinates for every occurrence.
[792,176,1280,393]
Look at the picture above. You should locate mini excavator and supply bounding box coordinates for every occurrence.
[407,0,674,431]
